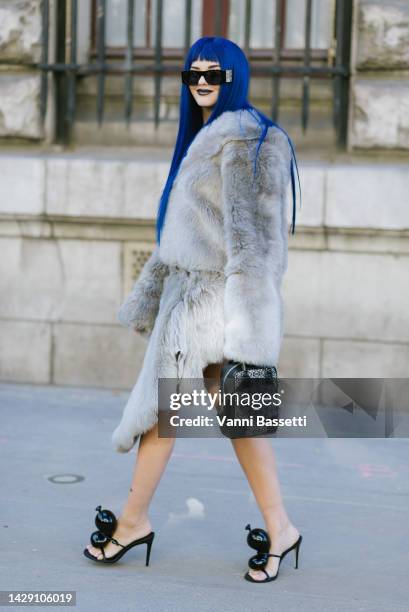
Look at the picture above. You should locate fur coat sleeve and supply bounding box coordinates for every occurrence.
[117,245,169,337]
[220,128,292,367]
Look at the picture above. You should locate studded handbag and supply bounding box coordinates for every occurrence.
[217,360,281,438]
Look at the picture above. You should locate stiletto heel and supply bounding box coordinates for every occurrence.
[294,534,302,569]
[243,524,303,583]
[83,505,155,565]
[145,533,154,566]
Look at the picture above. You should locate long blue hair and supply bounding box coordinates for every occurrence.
[156,36,301,244]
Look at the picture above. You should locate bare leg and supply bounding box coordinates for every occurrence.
[231,437,300,580]
[86,421,175,559]
[207,361,300,581]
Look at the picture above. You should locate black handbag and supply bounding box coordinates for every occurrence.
[217,360,281,438]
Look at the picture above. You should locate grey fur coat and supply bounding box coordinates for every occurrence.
[112,108,292,452]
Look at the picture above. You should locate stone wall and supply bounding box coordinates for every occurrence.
[0,0,408,389]
[0,0,43,140]
[1,151,408,387]
[349,0,409,150]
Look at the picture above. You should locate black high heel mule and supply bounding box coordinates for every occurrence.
[243,523,302,583]
[83,505,155,565]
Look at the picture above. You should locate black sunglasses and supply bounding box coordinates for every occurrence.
[181,69,233,86]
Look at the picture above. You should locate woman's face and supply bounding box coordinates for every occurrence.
[188,59,221,110]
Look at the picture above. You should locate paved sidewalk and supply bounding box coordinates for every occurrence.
[0,382,408,612]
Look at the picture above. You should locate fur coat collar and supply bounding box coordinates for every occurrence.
[177,107,292,167]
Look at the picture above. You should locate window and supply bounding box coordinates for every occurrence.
[104,0,203,48]
[95,0,334,56]
[229,0,333,49]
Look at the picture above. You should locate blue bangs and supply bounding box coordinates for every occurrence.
[155,36,301,243]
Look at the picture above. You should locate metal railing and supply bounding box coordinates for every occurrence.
[37,0,353,147]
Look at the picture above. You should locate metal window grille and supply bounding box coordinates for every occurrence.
[37,0,353,147]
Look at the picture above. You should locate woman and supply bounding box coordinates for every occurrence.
[84,36,302,583]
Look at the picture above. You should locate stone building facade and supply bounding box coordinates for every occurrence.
[0,0,408,388]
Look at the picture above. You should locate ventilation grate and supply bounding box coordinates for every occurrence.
[123,242,154,296]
